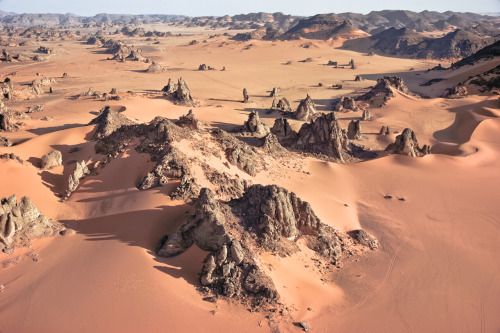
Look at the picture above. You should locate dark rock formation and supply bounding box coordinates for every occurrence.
[296,112,349,162]
[385,128,430,157]
[162,78,177,94]
[147,61,166,73]
[0,112,18,132]
[198,64,215,71]
[65,161,90,198]
[335,96,358,112]
[362,109,371,120]
[41,150,62,169]
[176,110,203,130]
[260,133,287,156]
[88,106,135,139]
[0,135,11,147]
[445,85,468,99]
[355,75,362,82]
[270,87,279,97]
[295,95,317,122]
[0,195,60,251]
[347,120,362,140]
[243,88,249,103]
[348,229,379,250]
[356,76,418,107]
[271,118,297,140]
[162,78,195,106]
[243,111,270,137]
[212,129,258,176]
[27,105,44,113]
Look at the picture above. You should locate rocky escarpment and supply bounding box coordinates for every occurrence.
[356,76,419,107]
[88,106,135,139]
[0,195,61,252]
[157,185,376,304]
[386,128,431,157]
[296,112,350,162]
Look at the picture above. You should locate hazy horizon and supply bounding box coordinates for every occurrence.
[0,0,499,17]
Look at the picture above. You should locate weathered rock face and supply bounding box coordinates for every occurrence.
[243,111,270,137]
[243,88,249,103]
[162,78,195,106]
[296,112,350,162]
[147,61,166,73]
[295,95,317,122]
[0,195,60,251]
[260,133,287,156]
[276,98,292,112]
[175,110,203,130]
[335,96,358,112]
[0,112,18,132]
[88,106,135,139]
[271,118,297,140]
[212,129,259,176]
[65,161,90,198]
[357,76,418,107]
[385,128,431,157]
[445,85,468,99]
[347,120,362,140]
[0,135,11,147]
[157,184,369,302]
[41,150,62,169]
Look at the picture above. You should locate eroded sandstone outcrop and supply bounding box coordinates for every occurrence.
[335,96,358,112]
[357,76,418,107]
[147,61,166,73]
[162,78,195,106]
[243,111,270,137]
[0,135,11,147]
[176,110,203,130]
[347,120,362,140]
[271,118,297,140]
[65,161,90,198]
[295,94,317,122]
[89,106,135,139]
[296,112,350,162]
[385,128,431,157]
[41,150,62,169]
[0,195,60,251]
[212,129,259,176]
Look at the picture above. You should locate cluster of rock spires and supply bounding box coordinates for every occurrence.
[295,95,317,122]
[386,128,431,157]
[161,78,195,106]
[357,76,418,107]
[335,96,358,112]
[0,195,60,252]
[157,185,378,303]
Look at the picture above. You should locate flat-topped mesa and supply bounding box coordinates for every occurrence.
[295,94,317,122]
[147,61,166,73]
[357,76,418,107]
[347,120,362,140]
[335,96,358,112]
[0,195,61,251]
[65,161,90,199]
[385,128,431,157]
[296,112,350,162]
[242,88,250,103]
[88,106,135,139]
[243,111,270,137]
[271,118,297,140]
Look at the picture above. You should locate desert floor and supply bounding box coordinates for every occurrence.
[0,27,499,332]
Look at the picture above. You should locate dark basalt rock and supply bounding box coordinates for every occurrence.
[175,110,203,130]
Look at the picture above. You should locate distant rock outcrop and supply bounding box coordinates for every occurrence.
[0,195,61,251]
[356,76,418,107]
[243,111,270,137]
[280,15,362,40]
[295,95,317,122]
[444,85,468,99]
[0,135,11,147]
[242,88,250,103]
[385,128,430,157]
[296,112,349,162]
[162,78,195,106]
[41,150,62,169]
[88,106,135,139]
[335,96,358,112]
[147,61,166,73]
[176,110,203,130]
[0,112,18,132]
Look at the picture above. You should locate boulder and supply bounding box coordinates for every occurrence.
[347,120,362,140]
[65,161,90,198]
[41,150,62,169]
[295,95,316,122]
[243,111,270,137]
[243,88,249,103]
[147,61,166,73]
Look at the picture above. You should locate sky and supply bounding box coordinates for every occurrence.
[0,0,499,17]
